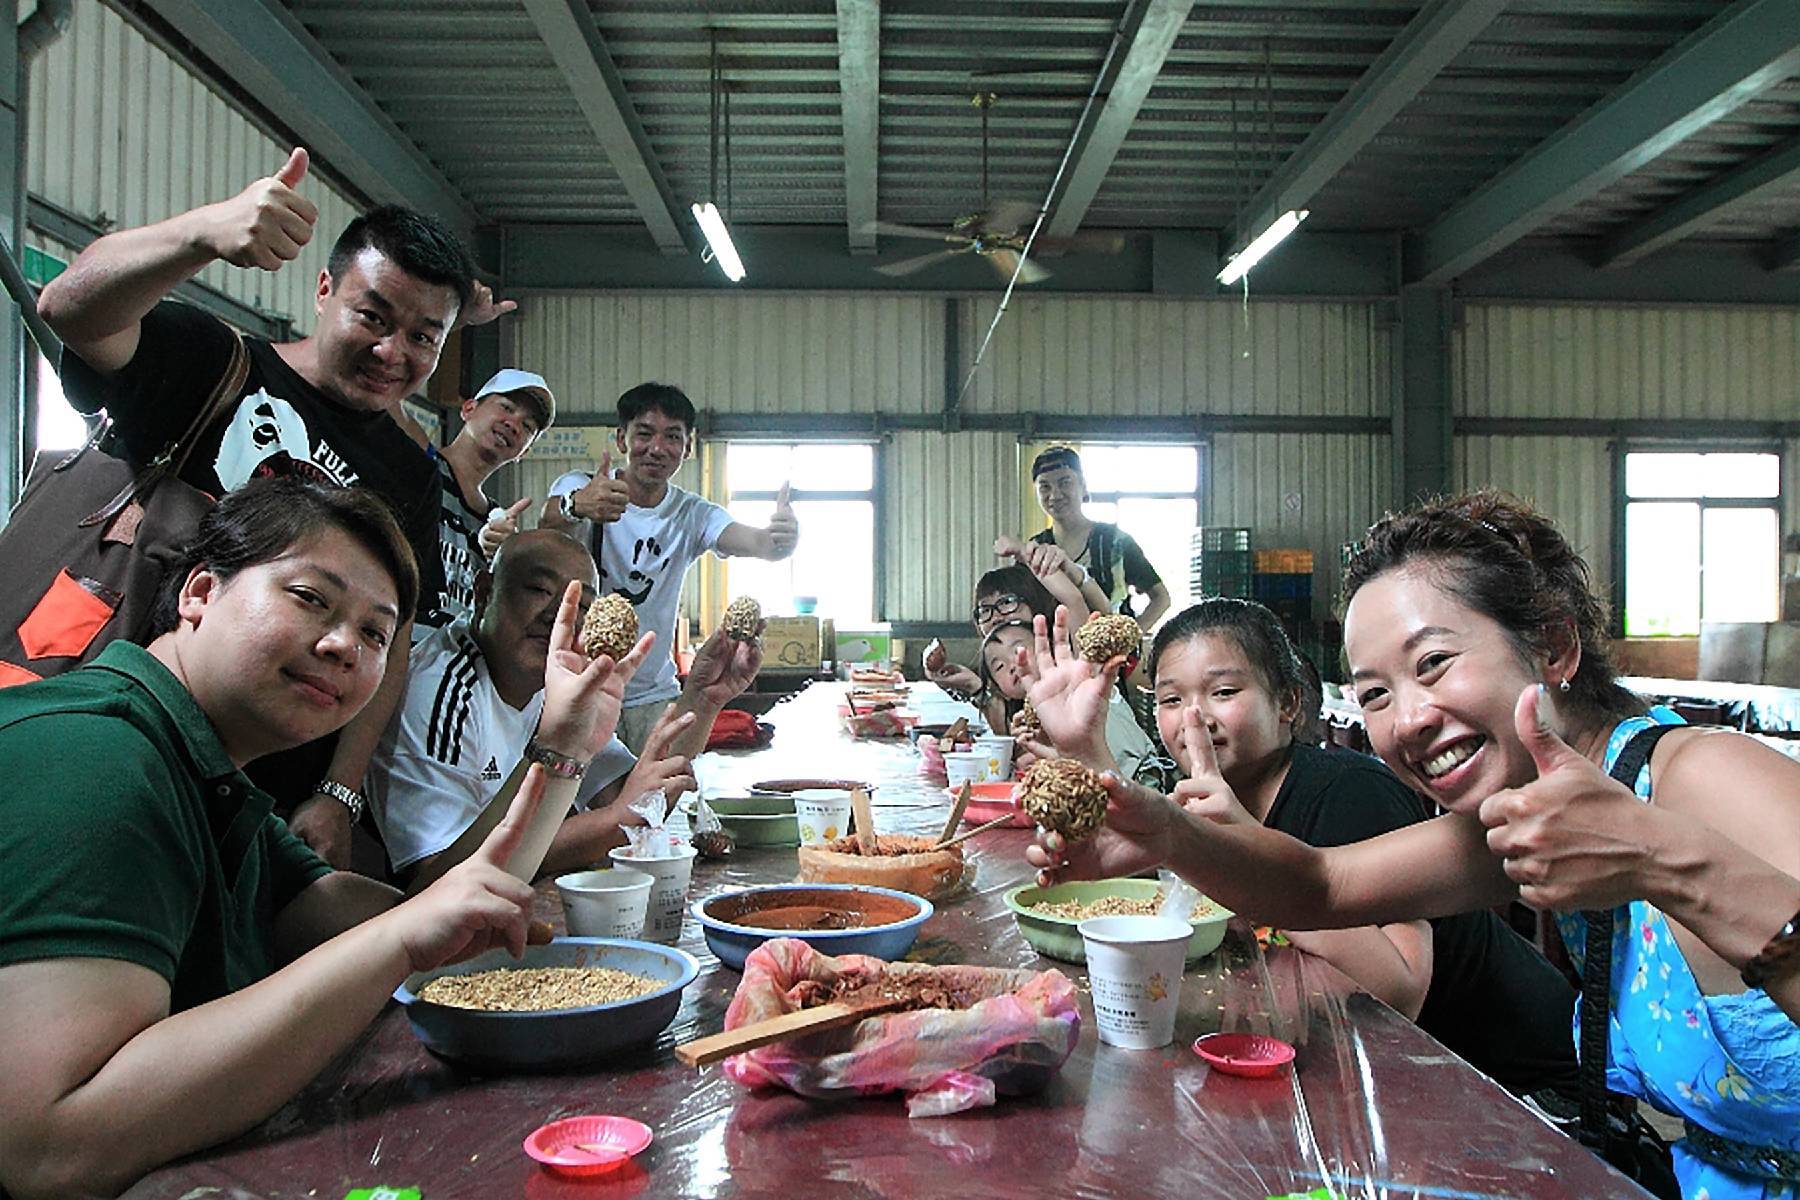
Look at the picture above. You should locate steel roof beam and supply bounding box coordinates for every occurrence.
[1221,0,1506,261]
[1599,131,1800,267]
[1043,0,1191,240]
[837,0,881,253]
[521,0,689,253]
[1770,230,1800,272]
[143,0,478,237]
[1407,0,1800,285]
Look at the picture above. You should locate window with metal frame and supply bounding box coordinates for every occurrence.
[1048,442,1203,619]
[725,441,878,626]
[1622,449,1781,637]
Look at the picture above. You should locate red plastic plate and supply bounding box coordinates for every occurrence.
[523,1115,653,1176]
[1192,1032,1296,1078]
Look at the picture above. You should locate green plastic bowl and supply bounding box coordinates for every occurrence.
[1003,878,1233,965]
[703,795,800,848]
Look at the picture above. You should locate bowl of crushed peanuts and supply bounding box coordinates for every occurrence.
[1003,879,1233,965]
[395,937,700,1070]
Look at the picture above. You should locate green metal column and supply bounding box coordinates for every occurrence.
[1394,283,1453,506]
[0,0,21,517]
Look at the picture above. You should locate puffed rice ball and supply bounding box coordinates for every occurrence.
[581,593,639,661]
[721,596,763,641]
[1011,699,1042,741]
[1019,757,1109,842]
[1076,613,1142,664]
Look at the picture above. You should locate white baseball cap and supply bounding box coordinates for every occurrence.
[473,368,555,429]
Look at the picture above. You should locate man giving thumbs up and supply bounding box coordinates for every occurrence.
[37,149,514,865]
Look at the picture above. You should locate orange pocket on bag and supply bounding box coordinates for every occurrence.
[18,570,119,660]
[0,661,43,688]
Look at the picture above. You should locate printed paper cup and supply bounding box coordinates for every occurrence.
[792,788,853,846]
[943,750,990,789]
[607,845,698,944]
[972,735,1016,781]
[556,868,655,939]
[1079,915,1190,1049]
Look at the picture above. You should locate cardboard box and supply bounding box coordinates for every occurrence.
[760,616,822,670]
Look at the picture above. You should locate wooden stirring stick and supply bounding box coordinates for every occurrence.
[851,785,877,856]
[939,780,972,844]
[932,811,1017,850]
[938,716,969,753]
[676,996,909,1068]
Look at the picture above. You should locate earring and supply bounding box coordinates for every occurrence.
[1558,678,1572,693]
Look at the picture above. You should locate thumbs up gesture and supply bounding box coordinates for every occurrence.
[1477,684,1656,911]
[477,496,532,559]
[569,453,629,524]
[201,147,319,271]
[768,481,799,557]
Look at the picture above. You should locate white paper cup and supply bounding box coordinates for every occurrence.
[607,845,698,943]
[556,868,655,938]
[973,735,1016,781]
[943,750,990,789]
[792,788,853,845]
[1079,915,1190,1049]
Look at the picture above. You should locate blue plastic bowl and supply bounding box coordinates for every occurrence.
[395,937,699,1071]
[695,883,933,971]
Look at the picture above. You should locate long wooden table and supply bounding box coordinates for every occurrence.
[125,682,1648,1199]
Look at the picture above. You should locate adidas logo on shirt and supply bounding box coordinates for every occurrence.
[481,755,502,782]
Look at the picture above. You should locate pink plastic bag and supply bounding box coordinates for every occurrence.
[721,937,1080,1117]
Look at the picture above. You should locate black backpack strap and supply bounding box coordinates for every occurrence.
[1577,721,1682,1146]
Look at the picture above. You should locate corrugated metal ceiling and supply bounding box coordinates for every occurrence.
[272,0,1800,262]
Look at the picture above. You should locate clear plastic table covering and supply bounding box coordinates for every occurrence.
[122,682,1650,1200]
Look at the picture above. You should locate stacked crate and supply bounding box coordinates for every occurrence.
[1251,548,1314,631]
[1189,527,1253,599]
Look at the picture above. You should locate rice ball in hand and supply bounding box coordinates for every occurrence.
[1019,758,1109,842]
[721,596,764,641]
[581,593,639,661]
[1076,613,1141,664]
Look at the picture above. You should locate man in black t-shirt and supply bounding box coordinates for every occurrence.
[38,146,513,869]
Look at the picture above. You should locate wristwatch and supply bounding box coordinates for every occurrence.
[1740,908,1800,990]
[312,779,366,824]
[523,738,586,780]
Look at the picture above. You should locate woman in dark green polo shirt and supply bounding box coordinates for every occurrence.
[0,478,638,1199]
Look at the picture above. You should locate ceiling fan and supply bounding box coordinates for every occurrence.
[865,95,1123,283]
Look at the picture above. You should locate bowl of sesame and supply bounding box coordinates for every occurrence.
[395,937,699,1071]
[1003,879,1232,965]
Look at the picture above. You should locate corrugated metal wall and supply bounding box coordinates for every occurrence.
[1209,432,1393,618]
[1454,302,1800,597]
[962,297,1388,417]
[883,430,1019,622]
[1458,303,1800,421]
[27,1,360,329]
[510,293,944,420]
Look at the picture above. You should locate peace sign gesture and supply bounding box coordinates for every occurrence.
[1169,707,1257,827]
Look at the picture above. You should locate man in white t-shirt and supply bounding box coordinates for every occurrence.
[541,382,797,752]
[368,529,760,887]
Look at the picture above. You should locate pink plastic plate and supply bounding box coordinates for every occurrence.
[524,1115,653,1176]
[1192,1032,1296,1078]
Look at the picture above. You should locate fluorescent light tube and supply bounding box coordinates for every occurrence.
[691,201,746,282]
[1216,209,1309,286]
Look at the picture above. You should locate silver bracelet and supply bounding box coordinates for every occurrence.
[312,779,366,823]
[523,738,586,780]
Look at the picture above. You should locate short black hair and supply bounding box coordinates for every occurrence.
[147,478,419,637]
[1149,598,1306,712]
[617,382,697,431]
[328,205,476,312]
[972,564,1058,625]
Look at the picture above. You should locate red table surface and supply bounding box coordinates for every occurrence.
[124,682,1648,1200]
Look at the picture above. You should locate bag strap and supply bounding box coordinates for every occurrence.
[1578,721,1681,1147]
[79,330,250,528]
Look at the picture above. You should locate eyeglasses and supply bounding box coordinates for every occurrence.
[972,593,1025,626]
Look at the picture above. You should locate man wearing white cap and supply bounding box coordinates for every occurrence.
[419,368,555,633]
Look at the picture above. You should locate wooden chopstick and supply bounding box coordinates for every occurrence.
[932,811,1018,850]
[851,785,877,856]
[675,996,909,1068]
[938,780,973,844]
